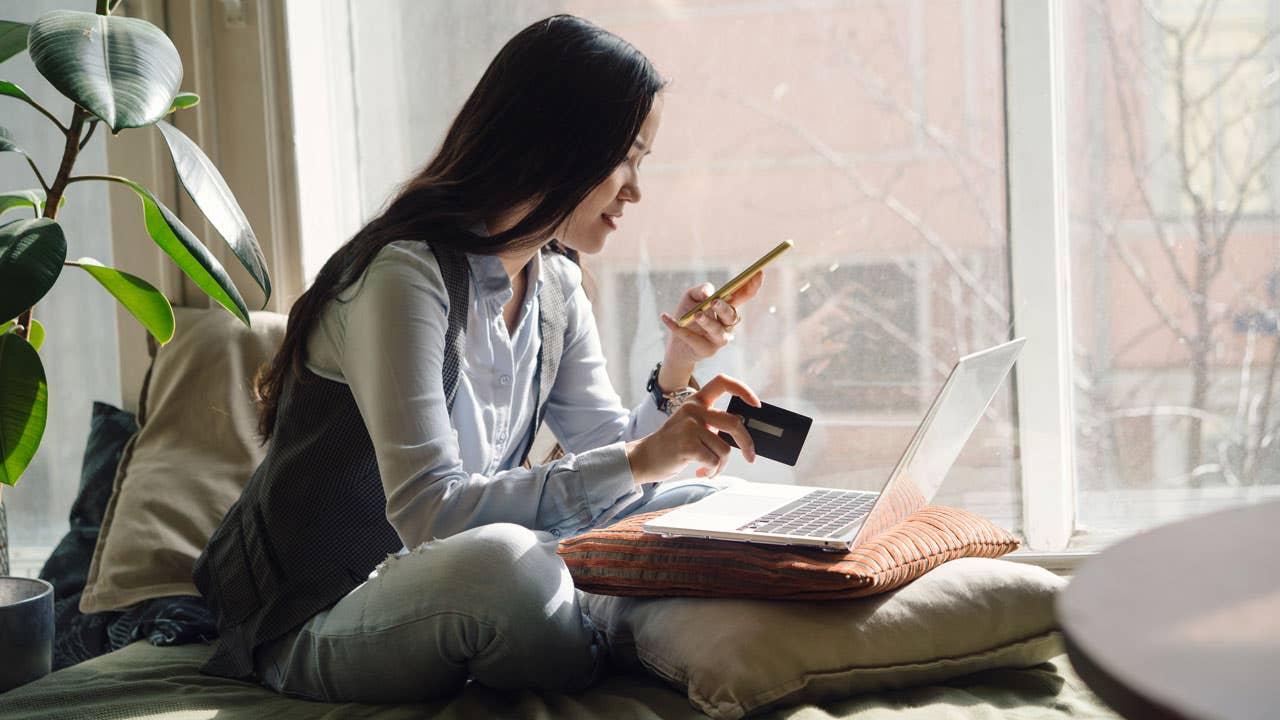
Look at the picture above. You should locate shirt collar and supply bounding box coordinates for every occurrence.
[463,221,545,303]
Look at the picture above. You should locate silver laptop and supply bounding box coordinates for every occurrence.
[643,338,1026,551]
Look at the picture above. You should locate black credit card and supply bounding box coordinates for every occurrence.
[719,396,812,466]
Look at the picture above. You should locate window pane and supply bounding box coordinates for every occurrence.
[576,0,1016,529]
[324,0,1017,533]
[0,0,121,575]
[1064,1,1280,549]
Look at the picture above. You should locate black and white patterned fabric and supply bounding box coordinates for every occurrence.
[437,245,470,408]
[51,595,216,670]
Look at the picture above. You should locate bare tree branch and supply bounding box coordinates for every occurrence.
[1231,324,1259,462]
[1094,217,1195,340]
[842,294,953,378]
[1171,37,1216,269]
[840,49,1006,242]
[1189,0,1224,56]
[734,93,1011,323]
[1094,0,1280,482]
[1102,11,1198,302]
[1188,91,1280,183]
[1110,404,1225,425]
[1213,136,1280,264]
[1187,29,1278,107]
[1177,0,1214,44]
[1141,0,1179,39]
[835,1,1007,245]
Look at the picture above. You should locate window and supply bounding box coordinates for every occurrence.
[0,0,122,576]
[572,0,1018,529]
[287,0,1019,534]
[792,259,925,417]
[1062,0,1280,549]
[281,0,1279,556]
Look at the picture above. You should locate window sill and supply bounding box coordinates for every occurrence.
[1002,550,1092,577]
[5,546,53,579]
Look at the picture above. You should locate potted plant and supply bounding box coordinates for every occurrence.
[0,576,52,692]
[0,0,267,686]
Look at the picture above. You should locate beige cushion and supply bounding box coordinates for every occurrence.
[80,308,286,613]
[583,557,1066,720]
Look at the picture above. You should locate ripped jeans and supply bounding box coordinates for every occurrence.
[251,479,723,703]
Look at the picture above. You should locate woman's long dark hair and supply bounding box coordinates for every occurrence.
[255,14,665,440]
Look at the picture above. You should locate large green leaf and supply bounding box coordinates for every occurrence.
[109,177,249,325]
[0,217,66,323]
[0,80,34,104]
[73,257,174,344]
[28,10,181,131]
[0,189,52,217]
[0,332,46,486]
[0,318,44,351]
[0,22,28,65]
[157,121,270,305]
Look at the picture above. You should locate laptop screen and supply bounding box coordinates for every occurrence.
[852,338,1025,546]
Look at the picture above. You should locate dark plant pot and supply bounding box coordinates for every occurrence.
[0,577,54,693]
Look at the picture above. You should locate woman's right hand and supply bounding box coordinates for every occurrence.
[625,374,761,484]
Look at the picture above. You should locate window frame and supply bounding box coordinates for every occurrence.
[1004,0,1079,553]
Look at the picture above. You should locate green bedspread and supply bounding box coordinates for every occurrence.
[0,641,1118,719]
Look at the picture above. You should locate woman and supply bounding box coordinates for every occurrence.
[193,14,764,703]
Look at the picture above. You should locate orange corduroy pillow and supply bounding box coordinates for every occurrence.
[558,505,1020,600]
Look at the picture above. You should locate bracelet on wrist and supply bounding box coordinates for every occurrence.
[647,362,697,414]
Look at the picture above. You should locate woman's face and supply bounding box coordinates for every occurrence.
[558,93,664,255]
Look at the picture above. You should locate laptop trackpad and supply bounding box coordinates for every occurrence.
[685,490,788,517]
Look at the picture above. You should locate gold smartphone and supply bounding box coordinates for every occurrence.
[677,239,794,327]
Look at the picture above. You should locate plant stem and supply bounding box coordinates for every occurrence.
[42,107,86,222]
[78,120,99,151]
[14,94,68,133]
[22,152,49,192]
[15,106,87,342]
[66,173,132,187]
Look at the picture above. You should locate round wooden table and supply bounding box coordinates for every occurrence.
[1057,499,1280,720]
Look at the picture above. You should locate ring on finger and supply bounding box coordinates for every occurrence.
[722,303,742,328]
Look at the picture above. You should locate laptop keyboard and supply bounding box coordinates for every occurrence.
[738,489,879,538]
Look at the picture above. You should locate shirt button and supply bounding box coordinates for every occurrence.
[550,529,562,538]
[499,374,511,386]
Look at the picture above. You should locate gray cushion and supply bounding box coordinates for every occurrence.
[583,557,1066,719]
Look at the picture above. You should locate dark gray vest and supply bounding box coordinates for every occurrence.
[193,246,571,679]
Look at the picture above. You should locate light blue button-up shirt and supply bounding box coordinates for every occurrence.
[305,239,668,549]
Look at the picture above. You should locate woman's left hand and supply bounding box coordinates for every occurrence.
[660,270,765,372]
